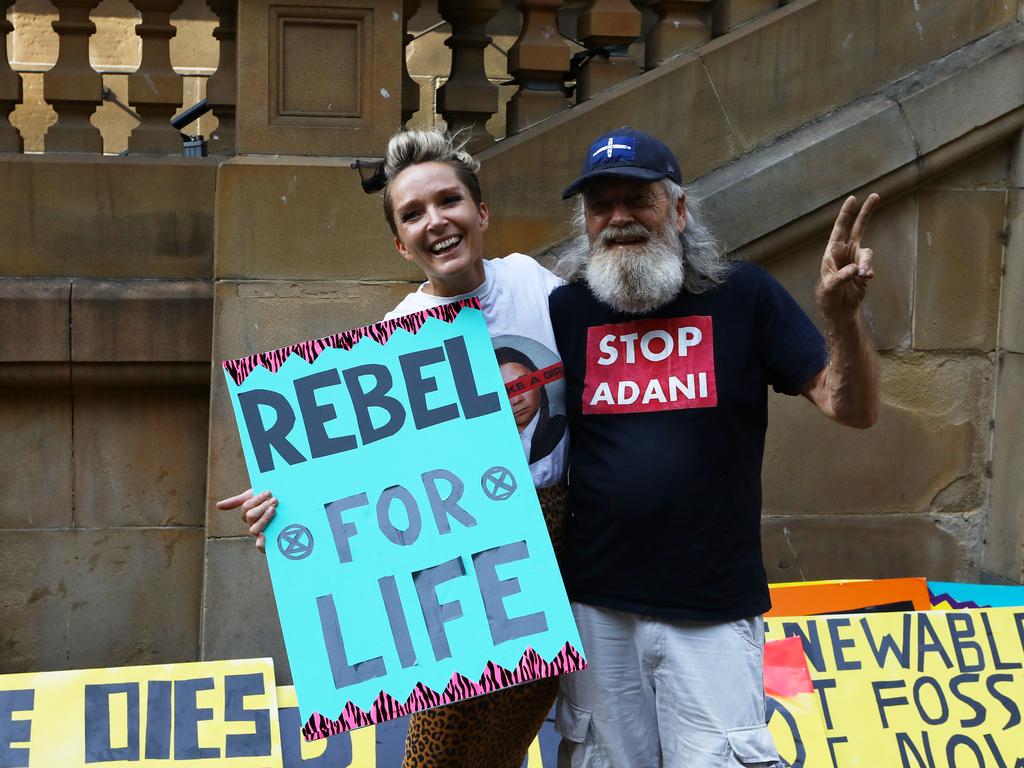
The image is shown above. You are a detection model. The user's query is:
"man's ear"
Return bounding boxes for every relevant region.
[394,235,413,262]
[479,201,490,232]
[675,193,687,235]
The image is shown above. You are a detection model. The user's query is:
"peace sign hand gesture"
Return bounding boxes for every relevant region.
[816,193,879,318]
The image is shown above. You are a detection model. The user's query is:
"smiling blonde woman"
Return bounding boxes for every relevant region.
[220,129,572,767]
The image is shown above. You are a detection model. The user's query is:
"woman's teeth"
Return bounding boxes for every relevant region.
[431,236,462,253]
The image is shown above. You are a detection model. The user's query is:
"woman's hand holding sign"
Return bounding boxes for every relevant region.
[217,488,276,552]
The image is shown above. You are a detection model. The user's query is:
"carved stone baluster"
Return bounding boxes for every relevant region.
[645,0,710,68]
[436,0,501,151]
[506,0,570,136]
[205,0,236,154]
[0,0,22,151]
[401,0,421,125]
[576,0,641,102]
[127,0,183,154]
[43,0,103,153]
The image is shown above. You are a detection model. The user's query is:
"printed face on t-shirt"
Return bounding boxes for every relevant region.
[500,361,541,431]
[582,316,718,415]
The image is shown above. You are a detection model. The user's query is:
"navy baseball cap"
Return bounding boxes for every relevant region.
[562,128,683,199]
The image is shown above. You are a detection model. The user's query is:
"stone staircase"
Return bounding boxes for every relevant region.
[473,0,1022,261]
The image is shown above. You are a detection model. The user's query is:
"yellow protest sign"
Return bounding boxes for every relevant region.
[762,637,831,767]
[0,658,281,768]
[275,686,374,767]
[768,690,831,768]
[765,608,1024,767]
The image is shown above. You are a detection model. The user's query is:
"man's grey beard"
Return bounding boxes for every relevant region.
[585,220,685,314]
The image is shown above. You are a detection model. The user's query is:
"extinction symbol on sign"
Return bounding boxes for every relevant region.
[481,466,517,501]
[278,524,314,560]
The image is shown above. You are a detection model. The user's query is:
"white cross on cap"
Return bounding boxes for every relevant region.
[592,137,632,159]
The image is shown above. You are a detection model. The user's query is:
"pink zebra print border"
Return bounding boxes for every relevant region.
[222,298,481,386]
[300,642,586,741]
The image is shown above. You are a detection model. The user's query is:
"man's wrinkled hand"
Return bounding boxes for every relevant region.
[817,193,879,317]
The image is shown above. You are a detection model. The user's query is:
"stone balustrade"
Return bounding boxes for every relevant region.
[0,1,20,152]
[3,0,234,155]
[203,0,235,155]
[0,0,788,155]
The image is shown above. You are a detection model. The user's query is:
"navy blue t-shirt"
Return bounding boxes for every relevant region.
[549,262,827,620]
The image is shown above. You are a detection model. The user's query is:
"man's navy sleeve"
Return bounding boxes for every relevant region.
[754,268,828,396]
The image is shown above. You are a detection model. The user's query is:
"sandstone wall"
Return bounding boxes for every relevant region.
[761,139,1020,584]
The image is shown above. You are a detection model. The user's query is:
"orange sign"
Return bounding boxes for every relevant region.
[767,578,931,617]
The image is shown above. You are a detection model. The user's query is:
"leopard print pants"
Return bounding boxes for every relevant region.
[401,483,569,768]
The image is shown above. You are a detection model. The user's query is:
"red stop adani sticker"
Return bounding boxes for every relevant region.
[582,316,718,414]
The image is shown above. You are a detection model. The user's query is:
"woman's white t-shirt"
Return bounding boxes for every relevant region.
[384,254,567,488]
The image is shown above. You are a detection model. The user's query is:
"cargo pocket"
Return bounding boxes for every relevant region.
[555,699,604,768]
[725,724,779,767]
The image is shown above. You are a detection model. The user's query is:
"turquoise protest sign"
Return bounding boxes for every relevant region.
[222,300,585,741]
[928,581,1024,609]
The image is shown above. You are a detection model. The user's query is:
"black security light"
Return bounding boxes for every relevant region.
[353,159,387,194]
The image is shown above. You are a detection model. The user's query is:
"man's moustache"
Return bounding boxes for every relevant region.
[599,223,649,246]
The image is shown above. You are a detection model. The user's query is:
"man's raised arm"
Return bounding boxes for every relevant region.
[803,193,881,429]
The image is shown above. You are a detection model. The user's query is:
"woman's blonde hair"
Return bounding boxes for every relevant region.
[382,129,482,234]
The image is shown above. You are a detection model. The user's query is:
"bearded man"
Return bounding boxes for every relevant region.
[549,129,880,768]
